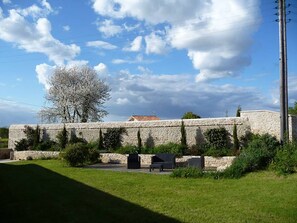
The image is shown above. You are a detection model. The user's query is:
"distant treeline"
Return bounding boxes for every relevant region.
[0,127,9,138]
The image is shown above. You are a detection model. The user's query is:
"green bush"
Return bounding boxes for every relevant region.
[61,143,100,167]
[103,128,126,151]
[115,145,139,154]
[223,134,280,178]
[61,143,89,167]
[153,142,184,156]
[271,142,297,175]
[203,127,231,156]
[171,167,204,178]
[69,132,87,145]
[88,148,100,164]
[204,146,231,157]
[35,140,57,151]
[56,125,68,149]
[14,139,29,151]
[0,138,8,148]
[0,127,9,138]
[204,127,229,149]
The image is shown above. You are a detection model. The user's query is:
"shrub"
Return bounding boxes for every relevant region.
[88,148,100,164]
[271,142,297,175]
[116,145,139,154]
[180,121,187,150]
[204,127,231,156]
[14,139,29,151]
[56,125,68,149]
[223,133,280,178]
[153,142,184,156]
[0,138,8,148]
[232,124,239,154]
[69,132,87,145]
[171,167,204,178]
[61,143,89,167]
[137,129,142,149]
[103,128,126,151]
[0,127,9,138]
[204,127,229,149]
[97,129,104,150]
[35,140,56,151]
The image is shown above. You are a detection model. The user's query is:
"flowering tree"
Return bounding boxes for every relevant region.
[39,66,110,123]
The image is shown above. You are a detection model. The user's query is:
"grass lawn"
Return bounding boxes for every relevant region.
[1,160,296,223]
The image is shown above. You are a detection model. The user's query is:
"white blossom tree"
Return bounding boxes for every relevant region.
[39,66,110,123]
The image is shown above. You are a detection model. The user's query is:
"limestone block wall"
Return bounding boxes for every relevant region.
[241,110,297,141]
[12,151,60,160]
[9,117,250,150]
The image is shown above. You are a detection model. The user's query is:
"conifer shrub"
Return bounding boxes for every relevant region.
[56,125,68,149]
[103,128,126,151]
[271,142,297,175]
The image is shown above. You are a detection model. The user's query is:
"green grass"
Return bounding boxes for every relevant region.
[0,138,8,148]
[1,160,297,223]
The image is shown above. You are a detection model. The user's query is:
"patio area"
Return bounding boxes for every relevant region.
[86,163,173,174]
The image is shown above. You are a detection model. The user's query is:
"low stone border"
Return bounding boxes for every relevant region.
[11,151,235,171]
[12,151,60,160]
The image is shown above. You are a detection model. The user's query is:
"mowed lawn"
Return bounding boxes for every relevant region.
[0,160,296,223]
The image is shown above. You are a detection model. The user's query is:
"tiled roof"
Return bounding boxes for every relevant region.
[128,115,160,121]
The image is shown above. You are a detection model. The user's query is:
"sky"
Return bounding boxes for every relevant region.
[0,0,296,127]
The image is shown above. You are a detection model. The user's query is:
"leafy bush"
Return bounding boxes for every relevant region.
[69,132,87,145]
[61,143,90,167]
[204,146,231,157]
[35,140,57,151]
[56,125,68,149]
[0,127,9,138]
[153,142,184,156]
[223,133,280,178]
[203,127,231,157]
[116,145,139,154]
[204,127,229,149]
[14,139,29,151]
[88,148,100,164]
[0,138,8,148]
[103,128,126,151]
[171,167,204,178]
[61,143,100,167]
[271,142,297,175]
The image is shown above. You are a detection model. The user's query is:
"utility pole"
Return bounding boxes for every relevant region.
[278,0,289,143]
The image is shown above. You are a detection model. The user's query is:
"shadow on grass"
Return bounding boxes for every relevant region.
[0,163,180,223]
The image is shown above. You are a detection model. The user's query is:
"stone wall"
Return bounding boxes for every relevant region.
[9,117,250,150]
[11,151,235,171]
[12,151,60,160]
[240,110,297,140]
[9,110,297,150]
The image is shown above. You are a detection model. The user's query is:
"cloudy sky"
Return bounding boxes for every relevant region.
[0,0,296,126]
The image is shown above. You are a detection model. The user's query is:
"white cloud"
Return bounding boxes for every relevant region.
[123,36,142,52]
[63,25,70,31]
[145,32,168,54]
[92,0,260,82]
[97,19,122,37]
[105,70,273,119]
[112,54,151,64]
[66,60,89,68]
[16,0,52,19]
[0,3,80,65]
[86,40,117,50]
[2,0,11,4]
[35,63,56,90]
[94,63,108,75]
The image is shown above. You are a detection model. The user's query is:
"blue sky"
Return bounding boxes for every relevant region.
[0,0,296,127]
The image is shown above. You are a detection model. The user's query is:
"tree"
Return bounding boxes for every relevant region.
[236,105,241,117]
[39,66,110,123]
[182,112,201,119]
[289,101,297,115]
